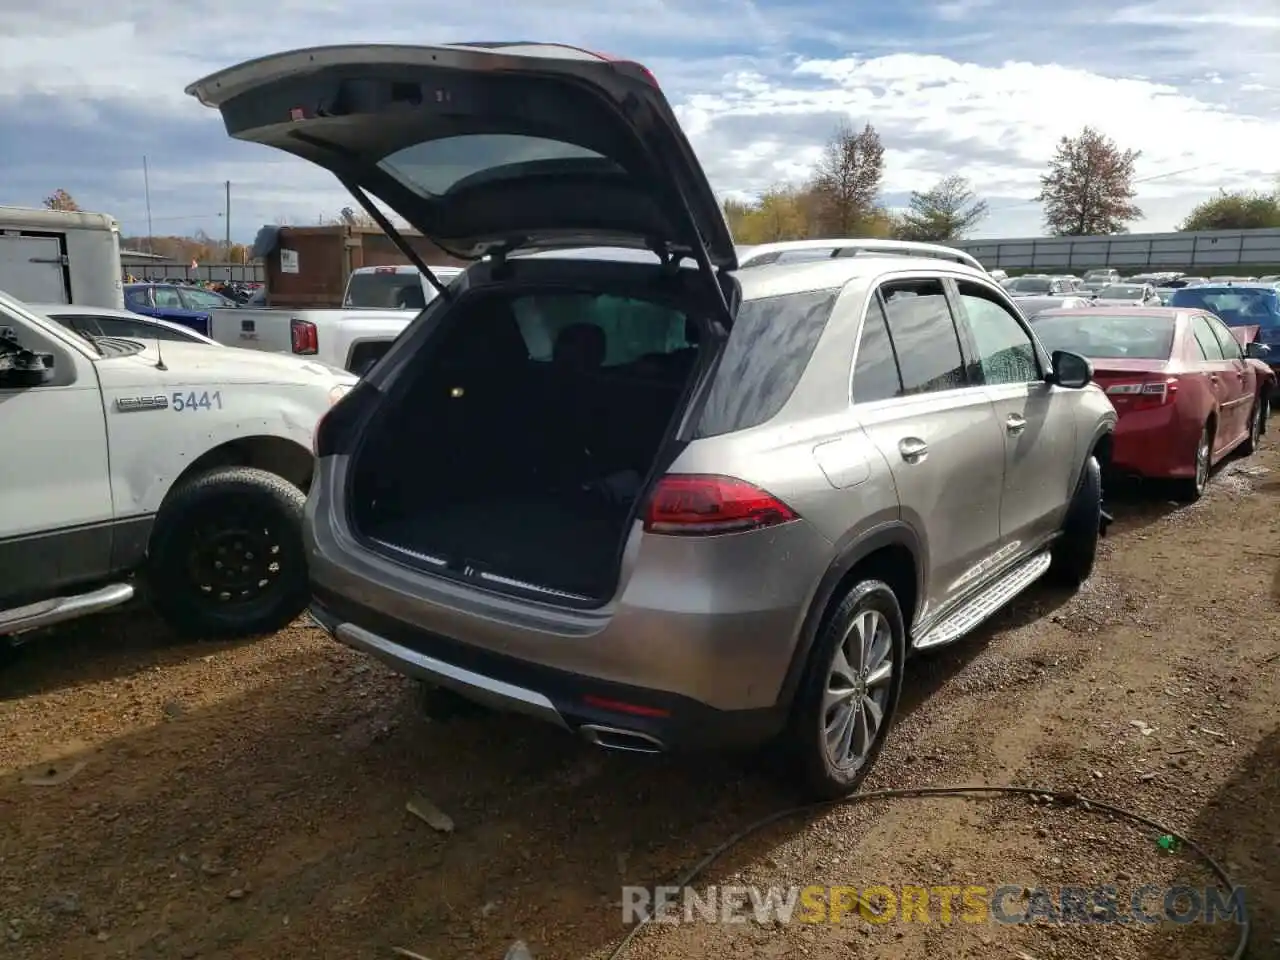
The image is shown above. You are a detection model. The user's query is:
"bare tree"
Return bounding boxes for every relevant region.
[1037,127,1141,236]
[895,175,989,242]
[43,188,81,212]
[809,121,885,236]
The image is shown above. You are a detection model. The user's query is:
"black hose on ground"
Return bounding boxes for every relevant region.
[604,784,1249,960]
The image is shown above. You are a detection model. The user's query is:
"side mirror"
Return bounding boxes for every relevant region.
[1245,341,1271,360]
[0,325,55,388]
[1049,350,1093,389]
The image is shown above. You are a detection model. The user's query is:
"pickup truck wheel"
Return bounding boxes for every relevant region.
[147,467,308,639]
[789,579,905,801]
[1048,455,1101,588]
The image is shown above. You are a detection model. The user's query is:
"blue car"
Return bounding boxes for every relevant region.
[124,283,237,336]
[1169,283,1280,369]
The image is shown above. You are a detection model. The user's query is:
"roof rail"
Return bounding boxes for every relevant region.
[736,238,987,273]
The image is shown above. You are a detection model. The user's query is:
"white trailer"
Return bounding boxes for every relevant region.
[0,206,125,310]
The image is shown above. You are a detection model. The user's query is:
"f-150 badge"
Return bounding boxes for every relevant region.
[116,395,169,412]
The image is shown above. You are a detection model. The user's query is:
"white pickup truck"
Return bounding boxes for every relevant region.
[0,288,357,651]
[207,264,463,375]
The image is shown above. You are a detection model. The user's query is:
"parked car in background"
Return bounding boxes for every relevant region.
[190,40,1116,800]
[35,304,219,344]
[1005,275,1076,296]
[1169,283,1280,374]
[1012,296,1093,319]
[1258,275,1280,287]
[125,282,238,337]
[1083,268,1120,286]
[207,264,464,375]
[1091,283,1160,307]
[1029,307,1272,501]
[1154,288,1178,306]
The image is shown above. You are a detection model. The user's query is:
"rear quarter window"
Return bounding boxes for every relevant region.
[696,288,839,437]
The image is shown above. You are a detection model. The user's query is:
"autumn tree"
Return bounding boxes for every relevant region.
[1178,189,1280,231]
[809,121,886,236]
[1036,127,1141,236]
[43,188,81,212]
[894,175,989,242]
[723,186,811,244]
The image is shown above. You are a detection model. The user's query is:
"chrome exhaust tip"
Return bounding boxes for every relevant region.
[579,723,665,754]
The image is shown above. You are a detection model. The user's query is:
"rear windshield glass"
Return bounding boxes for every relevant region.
[1097,284,1145,299]
[378,134,623,197]
[696,288,839,438]
[1169,287,1280,327]
[1006,277,1053,294]
[344,272,436,309]
[1030,313,1175,359]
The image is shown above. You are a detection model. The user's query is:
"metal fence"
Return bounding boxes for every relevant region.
[953,228,1280,272]
[120,259,266,283]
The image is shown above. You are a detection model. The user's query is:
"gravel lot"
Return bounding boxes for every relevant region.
[2,446,1278,960]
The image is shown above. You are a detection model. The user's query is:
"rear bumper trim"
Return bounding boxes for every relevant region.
[332,621,570,729]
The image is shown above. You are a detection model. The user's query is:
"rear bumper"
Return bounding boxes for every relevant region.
[309,590,787,751]
[1108,408,1199,479]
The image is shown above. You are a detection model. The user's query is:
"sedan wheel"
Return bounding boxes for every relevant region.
[1241,401,1264,456]
[1174,424,1212,503]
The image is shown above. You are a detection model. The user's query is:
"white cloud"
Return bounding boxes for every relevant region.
[0,0,1276,240]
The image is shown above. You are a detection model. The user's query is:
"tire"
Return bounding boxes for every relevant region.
[146,466,309,639]
[789,579,906,801]
[1048,455,1101,588]
[1173,422,1213,503]
[1239,397,1264,457]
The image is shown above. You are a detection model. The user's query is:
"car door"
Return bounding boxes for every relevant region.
[850,276,1005,623]
[1189,314,1235,448]
[1204,313,1255,445]
[949,279,1077,551]
[0,299,114,608]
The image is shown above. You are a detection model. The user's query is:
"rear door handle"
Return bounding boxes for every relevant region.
[898,437,928,463]
[1006,413,1027,435]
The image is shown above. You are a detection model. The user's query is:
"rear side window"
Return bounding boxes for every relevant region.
[1191,315,1225,360]
[345,272,439,309]
[878,280,967,395]
[696,289,839,437]
[852,297,903,403]
[1206,316,1244,360]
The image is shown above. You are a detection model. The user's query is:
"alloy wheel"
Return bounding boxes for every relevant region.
[822,609,895,770]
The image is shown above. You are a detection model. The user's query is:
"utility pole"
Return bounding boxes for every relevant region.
[142,156,154,254]
[224,180,232,277]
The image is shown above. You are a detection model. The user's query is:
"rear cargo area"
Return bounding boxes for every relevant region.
[348,287,702,601]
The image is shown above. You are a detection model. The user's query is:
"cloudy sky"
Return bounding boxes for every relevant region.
[0,0,1276,244]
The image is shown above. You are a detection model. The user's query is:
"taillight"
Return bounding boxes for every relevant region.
[290,318,318,355]
[643,475,798,536]
[1104,376,1178,410]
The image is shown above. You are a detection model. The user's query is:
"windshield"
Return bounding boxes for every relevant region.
[1097,284,1145,299]
[1169,287,1280,327]
[1031,313,1175,360]
[1007,277,1053,294]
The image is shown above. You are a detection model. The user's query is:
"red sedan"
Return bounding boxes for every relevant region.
[1030,307,1275,501]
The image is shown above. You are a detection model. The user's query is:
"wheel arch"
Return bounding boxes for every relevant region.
[776,522,923,709]
[161,435,314,513]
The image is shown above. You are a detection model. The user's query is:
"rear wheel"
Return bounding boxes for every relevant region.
[1240,397,1264,456]
[789,580,905,800]
[1049,455,1101,587]
[1173,423,1213,503]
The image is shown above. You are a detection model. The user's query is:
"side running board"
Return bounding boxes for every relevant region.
[913,551,1052,651]
[0,583,135,638]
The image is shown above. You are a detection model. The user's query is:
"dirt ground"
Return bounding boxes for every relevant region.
[2,446,1278,960]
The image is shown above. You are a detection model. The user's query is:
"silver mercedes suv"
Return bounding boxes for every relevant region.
[190,42,1117,798]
